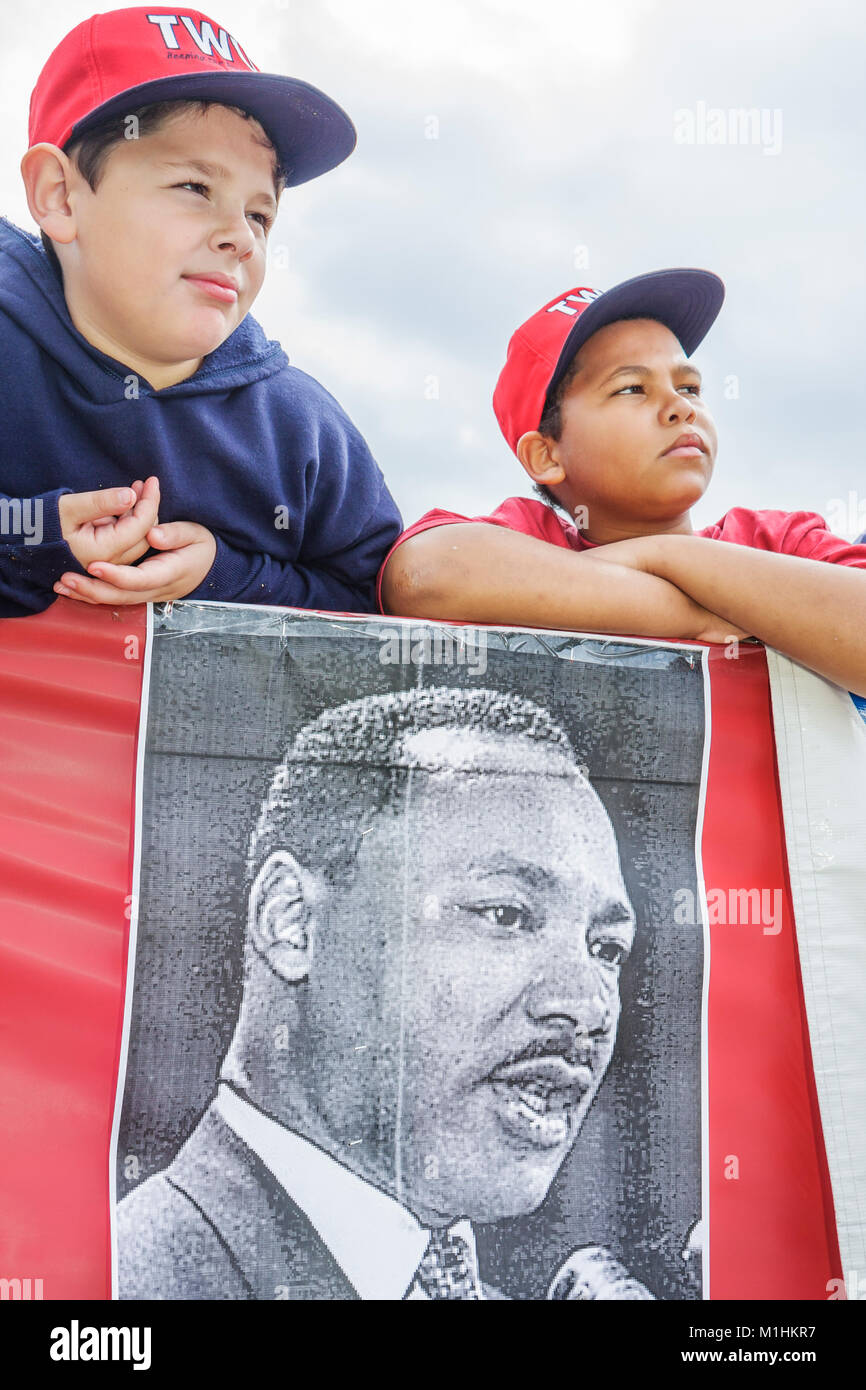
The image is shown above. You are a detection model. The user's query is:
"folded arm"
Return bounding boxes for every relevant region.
[634,534,866,695]
[185,529,386,612]
[57,527,385,613]
[380,523,747,643]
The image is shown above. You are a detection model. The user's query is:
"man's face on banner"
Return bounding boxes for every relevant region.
[303,728,636,1226]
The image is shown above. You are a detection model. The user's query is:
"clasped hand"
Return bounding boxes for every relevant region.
[55,476,216,605]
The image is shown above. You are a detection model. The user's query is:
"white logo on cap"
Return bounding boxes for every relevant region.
[547,289,601,316]
[146,13,256,68]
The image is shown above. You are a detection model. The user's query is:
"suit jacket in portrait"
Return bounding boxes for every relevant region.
[116,1101,508,1300]
[116,1103,360,1300]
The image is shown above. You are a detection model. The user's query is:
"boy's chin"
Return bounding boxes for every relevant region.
[652,473,712,514]
[164,325,239,363]
[187,320,241,352]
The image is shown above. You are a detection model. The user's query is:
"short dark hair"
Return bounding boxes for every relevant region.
[40,98,287,273]
[247,685,581,887]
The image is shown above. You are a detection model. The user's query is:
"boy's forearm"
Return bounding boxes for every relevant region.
[382,524,712,638]
[183,533,380,613]
[0,487,87,615]
[650,535,866,695]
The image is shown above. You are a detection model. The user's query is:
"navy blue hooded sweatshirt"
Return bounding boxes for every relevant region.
[0,218,402,618]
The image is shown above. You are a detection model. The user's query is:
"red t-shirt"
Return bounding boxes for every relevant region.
[376,496,866,612]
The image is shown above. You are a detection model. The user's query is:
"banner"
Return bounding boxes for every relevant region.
[0,599,862,1300]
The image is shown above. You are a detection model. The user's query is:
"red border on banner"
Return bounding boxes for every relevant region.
[0,607,842,1298]
[0,600,144,1300]
[703,645,841,1298]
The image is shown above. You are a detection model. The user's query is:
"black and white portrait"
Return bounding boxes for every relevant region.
[112,604,709,1300]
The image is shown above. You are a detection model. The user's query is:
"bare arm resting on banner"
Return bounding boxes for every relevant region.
[381,522,749,645]
[578,533,866,697]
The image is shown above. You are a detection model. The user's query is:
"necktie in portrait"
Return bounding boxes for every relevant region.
[413,1230,484,1300]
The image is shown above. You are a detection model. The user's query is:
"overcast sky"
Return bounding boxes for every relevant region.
[3,0,864,537]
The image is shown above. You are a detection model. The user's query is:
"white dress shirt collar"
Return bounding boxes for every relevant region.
[214,1083,479,1301]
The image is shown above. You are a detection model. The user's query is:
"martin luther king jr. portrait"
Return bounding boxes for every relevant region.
[115,621,706,1301]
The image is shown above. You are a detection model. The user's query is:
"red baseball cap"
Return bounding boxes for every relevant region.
[28,6,356,187]
[493,269,725,454]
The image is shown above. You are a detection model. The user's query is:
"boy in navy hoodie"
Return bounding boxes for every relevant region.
[0,7,401,618]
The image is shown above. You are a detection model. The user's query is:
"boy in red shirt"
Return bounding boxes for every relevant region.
[378,270,866,696]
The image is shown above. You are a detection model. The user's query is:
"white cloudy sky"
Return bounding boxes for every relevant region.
[2,0,864,536]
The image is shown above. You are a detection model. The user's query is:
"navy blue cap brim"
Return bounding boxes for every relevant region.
[67,71,357,188]
[547,268,725,404]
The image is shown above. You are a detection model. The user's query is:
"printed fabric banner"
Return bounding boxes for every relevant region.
[0,599,862,1300]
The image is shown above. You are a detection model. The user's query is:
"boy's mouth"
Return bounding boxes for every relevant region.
[660,432,707,458]
[184,274,239,304]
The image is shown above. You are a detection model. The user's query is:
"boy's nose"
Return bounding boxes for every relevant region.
[661,392,696,424]
[211,213,256,261]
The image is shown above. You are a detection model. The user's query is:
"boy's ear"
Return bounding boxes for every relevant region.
[516,430,567,489]
[19,144,78,247]
[247,849,324,984]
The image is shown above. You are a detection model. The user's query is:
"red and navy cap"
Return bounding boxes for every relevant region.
[28,6,356,187]
[493,269,725,454]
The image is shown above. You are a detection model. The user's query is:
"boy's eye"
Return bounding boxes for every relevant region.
[174,182,272,231]
[613,382,702,397]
